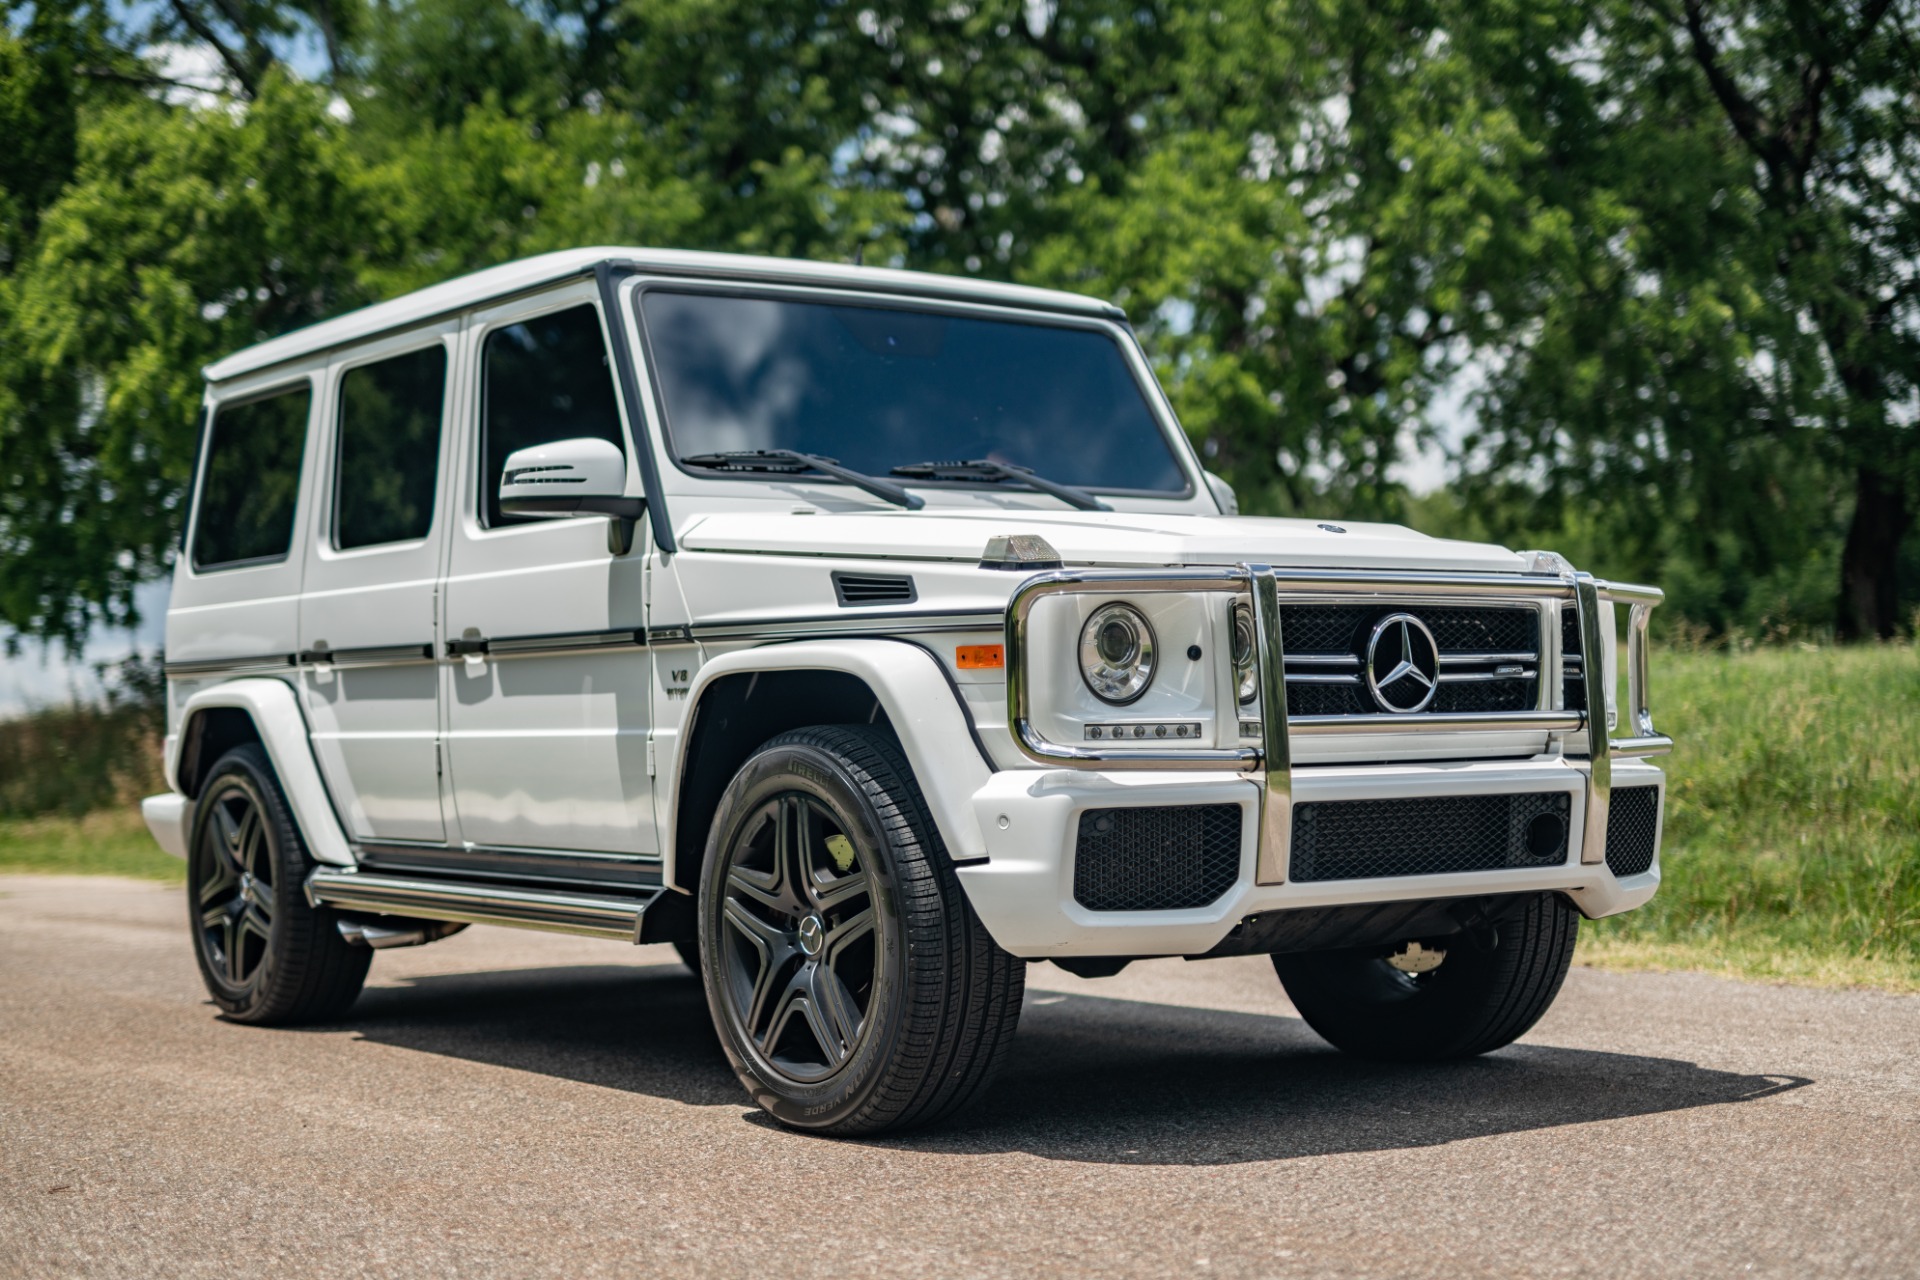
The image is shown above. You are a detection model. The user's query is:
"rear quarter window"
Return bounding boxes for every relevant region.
[192,384,311,570]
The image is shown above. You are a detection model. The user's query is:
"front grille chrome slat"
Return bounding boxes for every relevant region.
[1273,601,1543,717]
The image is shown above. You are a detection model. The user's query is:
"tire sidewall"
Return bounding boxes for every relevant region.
[698,739,911,1132]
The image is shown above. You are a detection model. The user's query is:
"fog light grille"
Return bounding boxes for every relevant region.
[1289,792,1571,882]
[1605,786,1661,877]
[1073,805,1242,912]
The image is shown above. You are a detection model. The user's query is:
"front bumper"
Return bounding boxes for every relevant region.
[964,561,1672,959]
[957,757,1664,958]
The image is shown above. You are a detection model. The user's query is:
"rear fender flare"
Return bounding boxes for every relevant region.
[172,678,355,867]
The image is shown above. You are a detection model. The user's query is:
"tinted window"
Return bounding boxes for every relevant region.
[193,385,310,570]
[641,291,1185,493]
[334,345,447,549]
[481,305,623,527]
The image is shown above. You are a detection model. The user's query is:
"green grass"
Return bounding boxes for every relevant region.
[1,644,1915,990]
[0,808,185,882]
[1579,642,1920,991]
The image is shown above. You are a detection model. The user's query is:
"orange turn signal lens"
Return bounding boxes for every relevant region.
[956,644,1004,670]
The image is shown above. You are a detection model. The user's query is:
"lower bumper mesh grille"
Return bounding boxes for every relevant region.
[1605,786,1661,877]
[1289,792,1572,883]
[1073,804,1242,912]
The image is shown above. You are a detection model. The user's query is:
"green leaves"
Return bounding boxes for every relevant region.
[0,0,1914,647]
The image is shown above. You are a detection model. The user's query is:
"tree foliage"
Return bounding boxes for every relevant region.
[1,0,1915,648]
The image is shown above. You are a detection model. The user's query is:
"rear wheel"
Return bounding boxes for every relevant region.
[697,725,1023,1135]
[187,744,371,1024]
[1271,892,1579,1061]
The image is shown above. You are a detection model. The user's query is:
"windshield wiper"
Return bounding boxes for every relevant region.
[889,459,1111,512]
[681,450,924,510]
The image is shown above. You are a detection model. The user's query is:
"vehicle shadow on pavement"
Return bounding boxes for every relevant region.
[335,962,743,1106]
[331,963,1810,1165]
[890,988,1812,1166]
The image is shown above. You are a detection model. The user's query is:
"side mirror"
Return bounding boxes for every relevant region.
[500,437,645,554]
[1204,470,1239,516]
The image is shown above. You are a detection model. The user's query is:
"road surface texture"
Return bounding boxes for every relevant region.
[2,875,1915,1279]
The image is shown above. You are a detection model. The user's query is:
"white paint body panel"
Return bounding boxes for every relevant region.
[295,322,460,843]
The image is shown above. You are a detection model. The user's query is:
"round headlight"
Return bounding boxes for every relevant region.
[1079,603,1157,705]
[1231,603,1258,705]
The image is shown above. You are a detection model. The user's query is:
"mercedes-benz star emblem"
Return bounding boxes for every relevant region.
[1365,613,1440,713]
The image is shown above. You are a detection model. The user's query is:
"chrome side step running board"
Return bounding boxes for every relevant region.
[305,867,667,942]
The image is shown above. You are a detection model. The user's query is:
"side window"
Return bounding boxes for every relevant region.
[334,345,448,549]
[192,384,311,570]
[480,304,624,528]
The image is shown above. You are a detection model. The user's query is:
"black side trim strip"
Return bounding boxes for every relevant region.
[596,262,676,554]
[164,653,298,678]
[358,841,666,891]
[300,643,435,666]
[690,609,1003,641]
[484,628,646,657]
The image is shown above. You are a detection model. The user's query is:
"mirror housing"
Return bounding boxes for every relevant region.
[499,437,645,553]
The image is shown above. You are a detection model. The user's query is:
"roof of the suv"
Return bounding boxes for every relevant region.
[203,247,1127,383]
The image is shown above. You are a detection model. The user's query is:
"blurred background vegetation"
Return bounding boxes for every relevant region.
[1,0,1915,984]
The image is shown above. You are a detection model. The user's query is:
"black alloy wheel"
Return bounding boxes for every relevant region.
[194,777,277,989]
[698,725,1024,1135]
[186,744,371,1024]
[716,791,879,1082]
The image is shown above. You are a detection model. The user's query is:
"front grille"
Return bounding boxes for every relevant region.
[1277,603,1541,718]
[1605,786,1660,877]
[1289,791,1572,882]
[831,571,916,606]
[1562,605,1586,712]
[1073,804,1241,911]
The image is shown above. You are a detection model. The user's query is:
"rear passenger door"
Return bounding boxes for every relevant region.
[296,325,457,844]
[438,285,658,874]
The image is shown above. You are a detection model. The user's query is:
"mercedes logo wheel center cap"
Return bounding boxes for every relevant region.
[1365,613,1441,714]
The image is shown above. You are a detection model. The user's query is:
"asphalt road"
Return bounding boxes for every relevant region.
[2,875,1916,1279]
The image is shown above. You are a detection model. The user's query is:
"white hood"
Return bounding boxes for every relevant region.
[676,508,1526,575]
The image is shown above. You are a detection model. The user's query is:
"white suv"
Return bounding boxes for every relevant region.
[142,248,1672,1135]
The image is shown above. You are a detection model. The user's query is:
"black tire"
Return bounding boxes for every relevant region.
[1271,892,1579,1061]
[697,725,1023,1135]
[187,743,371,1024]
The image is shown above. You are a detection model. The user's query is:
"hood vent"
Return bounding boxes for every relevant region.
[832,571,917,607]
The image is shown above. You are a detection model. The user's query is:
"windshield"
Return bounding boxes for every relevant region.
[639,290,1188,494]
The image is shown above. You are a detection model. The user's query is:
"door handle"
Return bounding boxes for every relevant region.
[446,636,490,657]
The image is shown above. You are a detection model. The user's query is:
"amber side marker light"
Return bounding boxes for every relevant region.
[956,644,1005,670]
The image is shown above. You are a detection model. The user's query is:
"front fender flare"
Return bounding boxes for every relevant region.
[172,678,356,867]
[663,639,993,891]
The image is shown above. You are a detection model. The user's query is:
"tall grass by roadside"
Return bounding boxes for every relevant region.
[1580,642,1920,990]
[0,654,179,881]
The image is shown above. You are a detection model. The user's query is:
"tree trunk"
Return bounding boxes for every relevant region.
[1836,463,1913,640]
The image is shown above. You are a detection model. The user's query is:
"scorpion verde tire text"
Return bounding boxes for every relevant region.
[1271,892,1579,1061]
[187,744,372,1025]
[697,725,1024,1136]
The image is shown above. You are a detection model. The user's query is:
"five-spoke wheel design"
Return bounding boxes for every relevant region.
[194,777,277,989]
[717,792,878,1083]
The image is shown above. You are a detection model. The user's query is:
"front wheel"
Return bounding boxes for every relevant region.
[1272,892,1579,1061]
[697,725,1023,1135]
